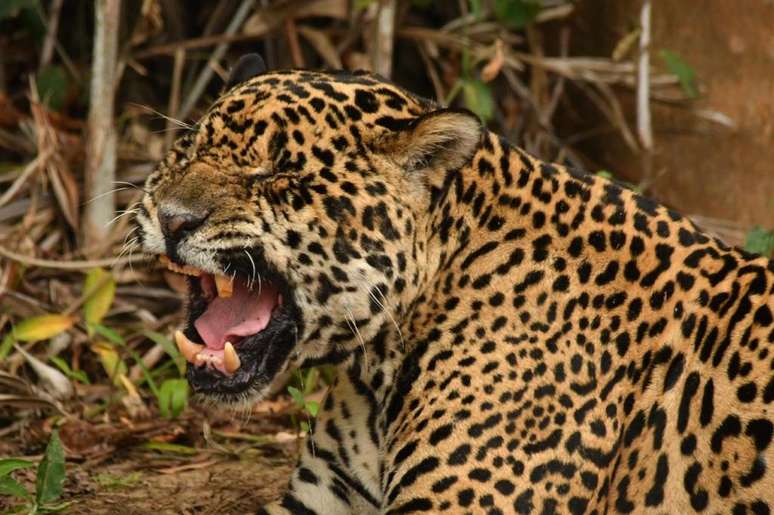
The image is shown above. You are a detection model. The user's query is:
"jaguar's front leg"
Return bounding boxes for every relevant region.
[259,373,383,515]
[258,444,363,515]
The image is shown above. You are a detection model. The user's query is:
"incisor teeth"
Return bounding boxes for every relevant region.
[215,275,234,298]
[175,330,204,364]
[160,255,202,277]
[223,342,241,374]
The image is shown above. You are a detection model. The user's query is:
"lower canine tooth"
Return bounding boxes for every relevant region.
[223,342,241,374]
[175,330,205,364]
[215,275,234,298]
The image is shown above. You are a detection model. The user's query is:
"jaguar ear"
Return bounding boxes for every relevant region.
[378,109,482,172]
[225,53,267,90]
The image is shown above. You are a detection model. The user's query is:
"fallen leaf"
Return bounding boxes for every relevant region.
[83,268,116,331]
[12,314,76,342]
[91,340,128,385]
[481,39,505,82]
[14,344,74,399]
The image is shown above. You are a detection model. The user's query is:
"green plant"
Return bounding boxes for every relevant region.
[744,226,774,257]
[93,472,142,490]
[493,0,542,30]
[78,269,189,418]
[595,169,643,193]
[49,357,90,385]
[660,50,698,99]
[0,430,70,513]
[94,325,189,419]
[288,368,322,434]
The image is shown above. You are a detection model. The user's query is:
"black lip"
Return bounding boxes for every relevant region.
[183,248,301,400]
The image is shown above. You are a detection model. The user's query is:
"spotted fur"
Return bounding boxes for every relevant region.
[136,64,774,514]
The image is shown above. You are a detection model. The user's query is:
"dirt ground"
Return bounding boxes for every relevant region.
[75,457,292,514]
[0,402,299,514]
[55,456,291,514]
[2,455,294,514]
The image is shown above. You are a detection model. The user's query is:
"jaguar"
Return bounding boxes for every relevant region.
[135,54,774,514]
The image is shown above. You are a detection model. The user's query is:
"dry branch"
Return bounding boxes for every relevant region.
[83,0,121,255]
[373,0,397,78]
[39,0,64,71]
[637,0,653,150]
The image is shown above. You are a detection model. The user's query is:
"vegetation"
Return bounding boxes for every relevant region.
[0,0,769,511]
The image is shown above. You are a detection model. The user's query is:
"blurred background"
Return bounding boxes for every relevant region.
[0,1,772,512]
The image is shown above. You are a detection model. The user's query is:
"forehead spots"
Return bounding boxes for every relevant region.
[355,89,380,113]
[309,80,348,102]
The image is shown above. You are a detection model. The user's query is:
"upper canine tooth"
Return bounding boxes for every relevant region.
[215,275,234,298]
[175,330,204,364]
[223,342,241,374]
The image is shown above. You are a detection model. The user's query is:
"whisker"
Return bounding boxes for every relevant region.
[357,270,405,352]
[108,208,139,227]
[343,303,368,374]
[129,103,194,130]
[112,180,150,195]
[83,186,131,205]
[244,249,257,290]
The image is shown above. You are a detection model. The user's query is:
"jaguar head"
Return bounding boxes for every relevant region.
[135,55,481,403]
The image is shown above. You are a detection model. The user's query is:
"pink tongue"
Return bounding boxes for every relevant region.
[194,278,278,350]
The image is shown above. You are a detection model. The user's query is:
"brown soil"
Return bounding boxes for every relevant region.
[64,456,293,514]
[2,453,294,514]
[572,1,774,228]
[0,401,299,514]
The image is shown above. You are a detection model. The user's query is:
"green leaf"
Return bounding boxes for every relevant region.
[595,170,614,180]
[143,330,184,375]
[82,269,116,334]
[141,441,197,455]
[50,357,90,385]
[354,0,377,10]
[36,65,70,112]
[158,379,188,419]
[660,50,698,99]
[462,79,495,122]
[302,367,320,396]
[0,458,35,478]
[469,0,483,20]
[494,0,541,30]
[37,500,74,511]
[305,400,320,417]
[0,0,35,20]
[94,472,142,489]
[12,315,76,343]
[36,430,65,505]
[92,324,125,346]
[0,332,15,360]
[744,226,774,257]
[287,386,305,408]
[300,421,311,434]
[90,341,128,385]
[0,475,31,501]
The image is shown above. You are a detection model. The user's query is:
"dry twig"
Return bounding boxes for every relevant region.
[177,0,256,122]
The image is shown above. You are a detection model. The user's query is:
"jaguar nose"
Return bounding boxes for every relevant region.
[158,206,209,243]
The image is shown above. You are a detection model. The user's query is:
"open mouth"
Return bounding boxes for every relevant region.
[160,254,299,398]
